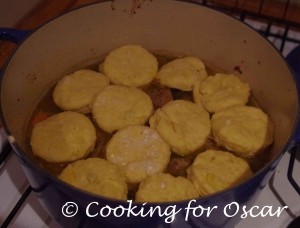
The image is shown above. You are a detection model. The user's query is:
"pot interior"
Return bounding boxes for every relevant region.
[1,0,297,171]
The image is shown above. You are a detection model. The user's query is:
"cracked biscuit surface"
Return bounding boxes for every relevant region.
[53,69,109,113]
[149,100,211,156]
[92,85,153,133]
[193,73,250,113]
[30,111,96,162]
[156,56,207,91]
[187,150,253,196]
[59,158,128,200]
[135,173,198,202]
[106,125,171,183]
[211,106,273,157]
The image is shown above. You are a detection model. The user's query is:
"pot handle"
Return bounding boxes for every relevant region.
[286,45,300,195]
[0,28,31,162]
[0,28,31,73]
[0,28,31,44]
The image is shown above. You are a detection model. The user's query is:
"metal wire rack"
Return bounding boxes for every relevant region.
[1,0,300,227]
[194,0,300,55]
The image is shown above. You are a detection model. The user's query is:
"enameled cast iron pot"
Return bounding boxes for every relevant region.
[1,0,300,227]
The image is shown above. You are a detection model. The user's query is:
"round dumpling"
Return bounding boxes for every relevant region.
[187,150,253,196]
[193,73,250,113]
[149,100,211,156]
[135,173,198,202]
[156,56,207,91]
[53,69,109,113]
[30,111,96,162]
[92,85,153,133]
[106,125,171,183]
[102,44,158,87]
[211,106,273,157]
[59,158,127,200]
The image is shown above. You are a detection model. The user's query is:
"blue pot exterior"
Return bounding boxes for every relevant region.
[16,147,282,228]
[286,45,300,145]
[0,28,31,44]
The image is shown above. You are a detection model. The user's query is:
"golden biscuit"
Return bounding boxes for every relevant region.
[193,73,250,113]
[59,158,127,200]
[102,45,158,87]
[92,85,153,133]
[30,111,96,162]
[211,106,273,157]
[187,150,253,196]
[149,100,211,156]
[106,125,171,183]
[53,69,109,112]
[156,56,207,91]
[135,173,198,202]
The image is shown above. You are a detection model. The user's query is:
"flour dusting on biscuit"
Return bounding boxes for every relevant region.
[136,173,198,202]
[106,125,171,183]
